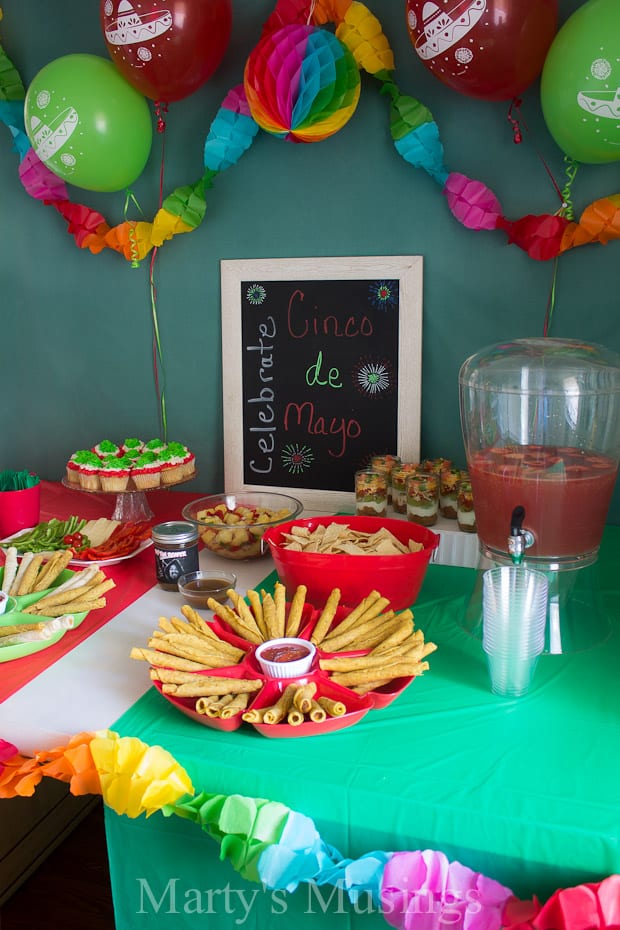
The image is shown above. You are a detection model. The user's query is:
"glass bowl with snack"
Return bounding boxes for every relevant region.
[182,492,303,560]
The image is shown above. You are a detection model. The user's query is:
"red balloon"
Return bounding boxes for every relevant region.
[101,0,232,102]
[405,0,558,101]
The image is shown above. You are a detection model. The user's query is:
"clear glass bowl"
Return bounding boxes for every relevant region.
[182,491,303,560]
[177,570,237,607]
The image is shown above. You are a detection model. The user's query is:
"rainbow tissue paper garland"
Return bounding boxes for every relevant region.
[1,0,620,263]
[1,733,619,930]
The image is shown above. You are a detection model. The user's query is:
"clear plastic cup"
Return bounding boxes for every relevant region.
[482,566,548,697]
[485,651,540,698]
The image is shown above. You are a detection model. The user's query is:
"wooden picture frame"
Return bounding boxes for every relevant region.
[221,256,423,512]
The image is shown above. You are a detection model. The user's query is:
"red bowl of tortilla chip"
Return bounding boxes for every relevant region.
[263,515,439,610]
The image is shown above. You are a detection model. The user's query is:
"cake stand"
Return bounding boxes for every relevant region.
[62,471,197,522]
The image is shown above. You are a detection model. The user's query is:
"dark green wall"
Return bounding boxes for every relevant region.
[1,0,619,521]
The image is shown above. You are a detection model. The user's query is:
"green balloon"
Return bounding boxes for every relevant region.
[540,0,620,164]
[24,54,153,192]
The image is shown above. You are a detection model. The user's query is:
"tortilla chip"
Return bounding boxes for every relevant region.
[279,522,424,556]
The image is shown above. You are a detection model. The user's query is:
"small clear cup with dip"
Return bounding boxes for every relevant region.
[177,570,237,607]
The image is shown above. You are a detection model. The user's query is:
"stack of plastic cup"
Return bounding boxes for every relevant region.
[482,566,548,697]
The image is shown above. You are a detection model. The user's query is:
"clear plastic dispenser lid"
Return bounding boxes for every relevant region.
[459,338,620,398]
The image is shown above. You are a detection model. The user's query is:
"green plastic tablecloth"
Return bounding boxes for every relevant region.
[105,528,620,929]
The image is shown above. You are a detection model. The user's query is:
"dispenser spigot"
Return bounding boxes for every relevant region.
[508,505,535,565]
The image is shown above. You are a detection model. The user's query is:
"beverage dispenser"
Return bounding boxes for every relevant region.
[459,338,620,653]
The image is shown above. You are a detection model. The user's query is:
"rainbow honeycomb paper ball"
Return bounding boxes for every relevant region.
[243,23,361,143]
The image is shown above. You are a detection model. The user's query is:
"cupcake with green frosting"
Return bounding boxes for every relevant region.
[131,451,162,489]
[75,450,103,491]
[143,438,166,455]
[92,439,121,459]
[121,438,144,457]
[157,446,185,485]
[98,454,132,492]
[166,441,196,479]
[66,450,88,485]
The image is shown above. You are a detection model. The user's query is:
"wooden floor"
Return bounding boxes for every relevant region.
[0,801,116,930]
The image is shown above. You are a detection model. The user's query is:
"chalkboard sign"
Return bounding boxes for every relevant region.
[221,257,423,511]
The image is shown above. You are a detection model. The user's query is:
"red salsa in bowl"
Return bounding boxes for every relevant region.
[260,643,311,663]
[255,637,316,678]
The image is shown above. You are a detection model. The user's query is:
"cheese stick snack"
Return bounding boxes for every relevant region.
[25,597,106,617]
[180,606,246,658]
[1,547,18,594]
[0,616,74,647]
[284,584,307,638]
[25,577,115,612]
[17,553,45,595]
[320,592,387,646]
[23,576,115,615]
[319,638,435,673]
[317,696,346,717]
[156,617,185,635]
[150,667,213,684]
[310,587,341,646]
[226,592,263,640]
[220,692,250,718]
[9,552,33,596]
[330,660,430,688]
[320,652,404,672]
[204,694,235,717]
[321,612,399,653]
[246,589,268,640]
[293,681,317,714]
[286,707,304,726]
[207,598,262,644]
[370,626,422,655]
[262,683,297,724]
[147,637,241,668]
[0,629,55,646]
[0,620,48,636]
[309,699,327,723]
[131,647,213,672]
[195,695,220,715]
[151,629,244,660]
[165,676,263,698]
[32,549,73,592]
[50,566,101,595]
[273,582,287,638]
[261,592,279,641]
[350,625,413,654]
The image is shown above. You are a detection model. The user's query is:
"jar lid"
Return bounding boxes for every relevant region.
[152,521,199,545]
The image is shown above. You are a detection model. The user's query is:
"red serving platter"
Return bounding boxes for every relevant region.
[151,601,419,737]
[250,675,372,739]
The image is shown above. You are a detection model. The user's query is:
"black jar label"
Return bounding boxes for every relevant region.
[154,546,199,586]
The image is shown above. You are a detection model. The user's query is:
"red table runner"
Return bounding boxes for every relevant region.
[0,480,201,702]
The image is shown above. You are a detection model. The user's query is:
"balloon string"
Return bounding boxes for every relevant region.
[149,107,169,441]
[558,157,579,221]
[506,97,565,206]
[154,100,168,135]
[306,0,316,24]
[122,189,144,269]
[507,97,523,144]
[149,245,167,441]
[543,256,560,337]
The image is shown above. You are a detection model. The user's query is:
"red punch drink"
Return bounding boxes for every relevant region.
[469,445,618,558]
